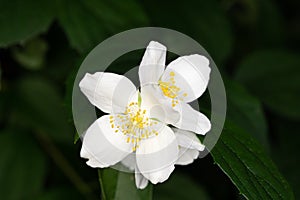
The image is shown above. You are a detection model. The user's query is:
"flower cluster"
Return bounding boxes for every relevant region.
[79,41,211,189]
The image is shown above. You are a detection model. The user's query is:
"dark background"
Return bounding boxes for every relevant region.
[0,0,299,199]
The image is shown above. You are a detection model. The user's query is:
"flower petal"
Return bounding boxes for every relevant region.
[79,72,136,113]
[80,115,133,168]
[173,103,211,135]
[176,147,199,165]
[135,168,149,189]
[136,125,178,184]
[162,55,210,102]
[174,128,205,151]
[139,41,166,86]
[140,84,180,124]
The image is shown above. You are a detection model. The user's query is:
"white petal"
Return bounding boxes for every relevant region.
[80,115,133,168]
[136,125,178,184]
[174,128,205,151]
[162,55,210,102]
[140,84,180,124]
[140,165,175,185]
[176,147,199,165]
[140,84,160,110]
[135,168,149,189]
[139,41,166,86]
[79,72,136,113]
[173,103,211,135]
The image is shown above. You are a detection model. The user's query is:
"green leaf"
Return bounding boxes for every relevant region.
[11,76,72,142]
[225,79,269,150]
[0,0,54,47]
[81,0,148,33]
[56,0,106,53]
[57,0,148,53]
[98,168,153,200]
[0,130,47,200]
[211,122,294,199]
[154,173,210,200]
[235,50,300,120]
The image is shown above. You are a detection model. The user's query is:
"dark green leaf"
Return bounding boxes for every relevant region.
[226,79,269,150]
[0,0,54,47]
[154,173,210,200]
[235,50,300,120]
[57,0,148,53]
[99,168,118,200]
[12,76,72,142]
[98,168,153,200]
[211,122,294,199]
[0,130,47,200]
[81,0,148,33]
[56,0,107,53]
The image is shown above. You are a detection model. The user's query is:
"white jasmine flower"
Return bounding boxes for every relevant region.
[79,72,179,188]
[79,41,211,189]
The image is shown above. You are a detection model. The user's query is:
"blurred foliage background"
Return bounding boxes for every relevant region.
[0,0,299,199]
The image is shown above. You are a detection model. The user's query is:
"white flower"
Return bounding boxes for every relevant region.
[79,72,179,188]
[79,41,211,189]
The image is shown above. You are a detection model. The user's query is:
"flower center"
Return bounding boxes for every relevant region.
[109,102,159,151]
[158,71,188,107]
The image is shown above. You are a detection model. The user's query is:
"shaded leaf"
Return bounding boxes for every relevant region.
[12,76,72,142]
[226,79,269,150]
[0,0,54,47]
[235,50,300,120]
[211,122,294,199]
[57,0,148,53]
[0,130,47,200]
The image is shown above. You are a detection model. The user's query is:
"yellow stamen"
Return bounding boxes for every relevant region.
[158,71,188,107]
[111,101,160,152]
